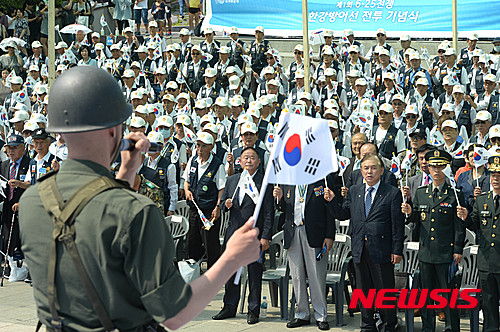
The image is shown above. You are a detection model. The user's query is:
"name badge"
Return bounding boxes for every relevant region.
[20,174,25,181]
[39,167,47,175]
[480,210,491,216]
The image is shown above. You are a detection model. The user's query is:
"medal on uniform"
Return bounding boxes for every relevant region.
[483,219,488,226]
[298,185,307,203]
[287,189,291,199]
[421,212,426,220]
[202,185,208,191]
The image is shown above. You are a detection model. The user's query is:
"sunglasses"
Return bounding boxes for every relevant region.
[406,114,417,119]
[294,51,303,55]
[377,34,385,37]
[324,36,332,39]
[167,88,176,92]
[438,50,445,53]
[441,110,452,114]
[476,120,487,124]
[392,102,403,106]
[266,57,274,60]
[191,52,200,56]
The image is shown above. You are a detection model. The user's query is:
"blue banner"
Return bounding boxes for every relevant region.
[205,0,500,38]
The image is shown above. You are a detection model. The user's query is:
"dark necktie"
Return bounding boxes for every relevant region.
[495,195,500,211]
[433,187,440,201]
[365,187,375,217]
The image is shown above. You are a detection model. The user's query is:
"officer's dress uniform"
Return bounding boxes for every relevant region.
[183,154,226,268]
[19,159,192,331]
[468,157,500,331]
[408,153,467,332]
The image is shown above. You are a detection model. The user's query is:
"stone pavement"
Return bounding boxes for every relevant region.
[0,279,474,331]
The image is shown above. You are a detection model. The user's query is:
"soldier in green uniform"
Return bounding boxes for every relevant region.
[402,149,468,332]
[18,67,260,332]
[462,155,500,331]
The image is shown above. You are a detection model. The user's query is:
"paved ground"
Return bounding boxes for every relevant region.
[0,278,475,331]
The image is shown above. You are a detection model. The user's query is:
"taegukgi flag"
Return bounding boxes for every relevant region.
[266,112,338,185]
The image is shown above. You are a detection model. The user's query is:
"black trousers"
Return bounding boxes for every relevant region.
[1,201,21,257]
[223,261,263,315]
[250,73,259,99]
[187,207,221,269]
[419,262,460,332]
[479,270,500,332]
[354,243,397,332]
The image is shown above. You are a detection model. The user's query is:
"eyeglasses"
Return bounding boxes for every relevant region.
[324,36,332,39]
[377,34,385,37]
[438,50,445,53]
[392,102,403,106]
[441,110,452,115]
[167,88,176,92]
[294,51,303,55]
[477,120,487,124]
[406,114,417,119]
[191,52,200,56]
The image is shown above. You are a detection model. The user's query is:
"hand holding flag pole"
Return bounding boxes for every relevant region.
[442,165,464,220]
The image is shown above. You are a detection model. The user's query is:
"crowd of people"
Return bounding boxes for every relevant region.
[2,5,500,330]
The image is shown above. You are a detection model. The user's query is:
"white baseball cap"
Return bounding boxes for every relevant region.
[376,28,387,35]
[392,93,405,102]
[229,76,241,90]
[131,90,143,100]
[135,105,149,114]
[255,26,264,33]
[355,78,368,86]
[241,122,258,135]
[11,76,23,85]
[405,104,418,115]
[328,120,339,129]
[147,131,164,144]
[379,103,394,114]
[197,131,214,145]
[452,85,465,94]
[441,103,456,113]
[444,48,457,56]
[416,77,429,86]
[10,110,30,123]
[123,69,135,78]
[219,46,230,54]
[32,41,42,48]
[204,26,214,34]
[262,66,275,75]
[237,114,252,125]
[176,114,192,126]
[484,73,497,83]
[162,94,176,103]
[201,114,215,124]
[195,99,208,109]
[157,115,174,128]
[489,125,500,138]
[130,116,146,128]
[230,95,244,107]
[180,28,190,35]
[442,119,458,130]
[400,34,411,41]
[295,69,305,79]
[215,96,230,107]
[477,111,492,122]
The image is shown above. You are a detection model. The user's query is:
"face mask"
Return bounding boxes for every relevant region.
[494,46,500,52]
[159,129,170,140]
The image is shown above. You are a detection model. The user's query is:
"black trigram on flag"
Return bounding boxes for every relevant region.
[304,158,320,175]
[305,127,316,145]
[277,121,289,139]
[272,157,282,174]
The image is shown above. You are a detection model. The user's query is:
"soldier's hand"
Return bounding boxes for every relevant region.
[273,186,283,200]
[341,186,348,197]
[391,254,402,264]
[457,206,468,220]
[401,202,412,215]
[225,217,260,267]
[260,238,270,251]
[12,203,19,212]
[473,187,481,197]
[117,131,150,187]
[323,187,335,202]
[225,198,233,209]
[402,186,411,200]
[185,189,194,201]
[453,253,463,265]
[167,210,174,216]
[52,158,60,171]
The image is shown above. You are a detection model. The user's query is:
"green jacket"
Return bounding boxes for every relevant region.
[469,191,500,273]
[409,182,467,264]
[19,159,191,331]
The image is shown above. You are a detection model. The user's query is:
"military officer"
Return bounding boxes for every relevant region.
[19,67,259,331]
[463,155,500,331]
[402,149,468,332]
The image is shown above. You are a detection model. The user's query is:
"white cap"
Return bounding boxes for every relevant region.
[324,99,339,110]
[324,68,336,77]
[31,113,47,123]
[148,21,158,28]
[215,96,230,107]
[266,79,279,87]
[379,103,394,114]
[55,41,68,49]
[241,122,258,135]
[294,44,304,52]
[23,120,39,132]
[323,29,333,37]
[155,67,167,75]
[131,90,143,100]
[479,55,488,64]
[262,66,275,75]
[355,78,367,86]
[230,95,244,107]
[324,107,339,118]
[56,64,66,72]
[484,73,497,83]
[95,43,104,50]
[409,52,420,60]
[203,123,218,135]
[172,43,181,51]
[123,69,135,78]
[191,45,201,53]
[405,104,418,115]
[299,91,312,101]
[229,26,239,34]
[378,49,390,57]
[472,49,484,57]
[469,33,479,41]
[32,41,42,48]
[11,76,23,85]
[348,69,361,78]
[247,108,261,119]
[135,45,148,53]
[295,69,305,79]
[10,111,30,123]
[166,81,179,90]
[180,28,190,35]
[489,125,500,138]
[416,77,429,86]
[201,114,215,124]
[197,131,214,145]
[344,28,354,36]
[219,46,230,54]
[400,34,411,41]
[203,68,217,78]
[195,99,208,109]
[124,27,133,34]
[204,26,214,34]
[477,111,492,122]
[255,26,264,33]
[157,115,174,128]
[238,114,252,125]
[444,48,457,56]
[176,114,192,126]
[376,28,387,35]
[452,85,465,94]
[135,105,149,114]
[259,95,272,106]
[130,116,146,128]
[29,65,39,72]
[347,44,360,53]
[322,46,334,56]
[177,92,189,100]
[441,103,456,113]
[147,42,157,50]
[147,131,164,144]
[249,100,262,110]
[162,94,176,103]
[382,72,395,80]
[229,76,241,90]
[35,85,47,95]
[442,119,458,130]
[328,120,339,129]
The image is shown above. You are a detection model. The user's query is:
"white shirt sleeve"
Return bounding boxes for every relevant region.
[215,163,226,190]
[166,163,178,211]
[395,130,406,154]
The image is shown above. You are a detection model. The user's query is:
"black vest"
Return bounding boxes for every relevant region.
[215,59,234,90]
[249,40,270,74]
[319,85,343,112]
[227,39,245,70]
[199,83,224,104]
[200,40,220,67]
[408,94,435,129]
[487,94,500,125]
[374,125,399,159]
[188,156,223,211]
[228,88,251,110]
[257,119,269,142]
[456,102,472,133]
[28,154,57,185]
[213,141,226,162]
[140,156,171,213]
[185,60,208,94]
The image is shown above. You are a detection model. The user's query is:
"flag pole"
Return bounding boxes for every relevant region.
[302,0,310,93]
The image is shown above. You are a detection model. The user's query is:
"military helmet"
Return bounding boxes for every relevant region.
[46,66,132,133]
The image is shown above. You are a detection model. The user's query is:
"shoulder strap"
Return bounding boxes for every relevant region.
[38,175,126,332]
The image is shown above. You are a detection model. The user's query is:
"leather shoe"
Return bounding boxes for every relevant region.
[287,318,310,328]
[316,321,329,330]
[247,311,259,324]
[212,307,236,320]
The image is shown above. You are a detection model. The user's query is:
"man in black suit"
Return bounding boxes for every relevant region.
[1,135,30,259]
[274,177,335,330]
[213,147,273,324]
[332,153,405,332]
[346,142,398,188]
